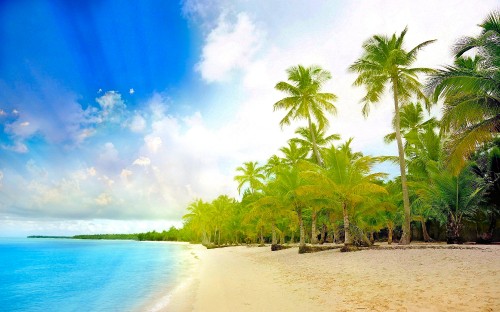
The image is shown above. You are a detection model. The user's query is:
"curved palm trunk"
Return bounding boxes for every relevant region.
[343,202,352,245]
[392,77,412,245]
[419,217,432,242]
[308,118,324,166]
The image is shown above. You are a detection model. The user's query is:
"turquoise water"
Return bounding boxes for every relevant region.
[0,238,191,312]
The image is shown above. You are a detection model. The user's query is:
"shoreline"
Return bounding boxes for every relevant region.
[156,243,499,312]
[140,243,202,312]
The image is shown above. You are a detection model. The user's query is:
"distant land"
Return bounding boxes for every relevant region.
[27,227,184,242]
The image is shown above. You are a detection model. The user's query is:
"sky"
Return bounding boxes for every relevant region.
[0,0,497,237]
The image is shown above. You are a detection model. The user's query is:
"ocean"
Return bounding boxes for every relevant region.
[0,238,194,312]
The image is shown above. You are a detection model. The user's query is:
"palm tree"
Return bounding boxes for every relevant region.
[349,27,435,244]
[234,161,266,194]
[299,139,388,246]
[274,164,309,247]
[427,11,499,172]
[211,195,236,245]
[420,163,484,244]
[183,199,212,244]
[291,124,340,164]
[279,141,309,166]
[246,180,293,245]
[274,65,338,166]
[264,155,283,178]
[406,124,442,242]
[384,102,437,147]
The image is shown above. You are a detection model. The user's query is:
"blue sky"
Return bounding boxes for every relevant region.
[0,0,497,236]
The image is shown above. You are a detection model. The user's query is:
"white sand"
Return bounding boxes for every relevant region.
[163,243,500,312]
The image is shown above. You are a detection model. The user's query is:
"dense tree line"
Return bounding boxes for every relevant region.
[180,11,499,248]
[73,234,139,240]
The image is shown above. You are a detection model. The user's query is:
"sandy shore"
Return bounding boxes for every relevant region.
[162,243,499,312]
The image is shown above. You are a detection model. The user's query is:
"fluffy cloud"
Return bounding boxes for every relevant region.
[145,136,162,153]
[0,78,92,148]
[196,12,264,82]
[95,91,126,123]
[133,156,151,166]
[1,1,498,236]
[95,193,112,206]
[129,114,146,132]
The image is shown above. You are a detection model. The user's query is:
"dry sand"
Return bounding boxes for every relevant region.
[163,243,500,312]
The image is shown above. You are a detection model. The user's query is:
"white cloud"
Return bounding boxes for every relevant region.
[95,91,126,123]
[95,193,112,206]
[133,156,151,166]
[129,114,146,132]
[0,109,6,116]
[2,1,498,236]
[2,141,28,153]
[87,167,97,177]
[99,175,115,187]
[99,142,119,164]
[96,91,121,110]
[144,136,162,153]
[120,169,133,183]
[129,88,135,95]
[196,12,264,82]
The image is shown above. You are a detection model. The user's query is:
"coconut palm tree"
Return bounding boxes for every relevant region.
[349,27,435,244]
[234,161,266,194]
[264,155,283,178]
[426,11,499,172]
[291,123,340,164]
[299,139,388,246]
[246,180,293,245]
[470,139,500,242]
[183,199,213,244]
[211,195,236,245]
[279,141,309,166]
[384,102,437,147]
[420,163,484,244]
[274,164,309,247]
[274,65,338,166]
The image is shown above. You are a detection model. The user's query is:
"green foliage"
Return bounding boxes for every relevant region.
[73,234,139,240]
[427,10,500,172]
[174,12,499,247]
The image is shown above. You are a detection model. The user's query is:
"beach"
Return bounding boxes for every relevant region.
[164,243,500,312]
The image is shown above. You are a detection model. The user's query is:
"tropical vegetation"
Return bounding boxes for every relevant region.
[179,11,499,249]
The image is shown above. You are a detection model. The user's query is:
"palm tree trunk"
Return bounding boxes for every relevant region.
[260,226,265,246]
[308,118,324,166]
[392,77,412,245]
[332,224,340,244]
[271,225,277,245]
[298,208,305,247]
[420,217,432,242]
[311,209,318,244]
[343,202,352,245]
[387,223,393,245]
[320,223,327,244]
